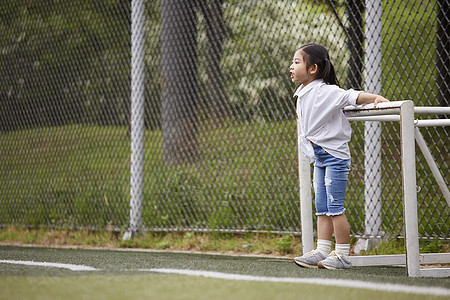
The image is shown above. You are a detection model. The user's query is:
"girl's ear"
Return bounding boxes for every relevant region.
[309,64,318,75]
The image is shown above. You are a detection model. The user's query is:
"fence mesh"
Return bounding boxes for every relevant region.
[0,0,448,240]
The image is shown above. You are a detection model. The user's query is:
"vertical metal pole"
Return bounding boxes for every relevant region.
[361,0,383,250]
[297,121,314,253]
[124,0,145,240]
[400,101,420,277]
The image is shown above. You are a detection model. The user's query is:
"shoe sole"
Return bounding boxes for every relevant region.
[318,261,333,269]
[294,259,319,269]
[318,261,350,270]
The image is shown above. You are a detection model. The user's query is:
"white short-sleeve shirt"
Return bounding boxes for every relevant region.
[294,79,362,162]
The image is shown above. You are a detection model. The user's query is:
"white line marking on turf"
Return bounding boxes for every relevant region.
[0,260,97,271]
[142,268,450,297]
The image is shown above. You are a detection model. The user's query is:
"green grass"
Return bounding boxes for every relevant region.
[382,0,439,105]
[1,227,448,258]
[0,125,131,229]
[0,121,448,238]
[0,226,304,256]
[0,121,302,231]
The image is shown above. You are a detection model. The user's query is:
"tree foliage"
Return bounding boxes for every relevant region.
[2,0,442,133]
[0,0,131,131]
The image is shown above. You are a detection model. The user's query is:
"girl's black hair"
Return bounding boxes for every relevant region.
[298,43,340,87]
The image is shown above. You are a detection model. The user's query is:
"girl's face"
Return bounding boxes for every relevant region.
[290,49,315,86]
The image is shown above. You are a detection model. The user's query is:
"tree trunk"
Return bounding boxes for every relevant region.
[161,0,199,165]
[200,0,228,126]
[345,0,364,90]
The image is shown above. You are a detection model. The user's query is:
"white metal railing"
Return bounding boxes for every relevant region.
[297,101,450,277]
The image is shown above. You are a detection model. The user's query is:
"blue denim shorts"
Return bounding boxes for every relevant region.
[313,145,351,216]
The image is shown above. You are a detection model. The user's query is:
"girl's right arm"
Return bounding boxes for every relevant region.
[356,92,389,107]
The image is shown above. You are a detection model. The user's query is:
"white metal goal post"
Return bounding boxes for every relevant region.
[297,100,450,278]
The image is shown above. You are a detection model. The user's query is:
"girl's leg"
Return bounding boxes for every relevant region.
[317,215,333,240]
[293,160,332,268]
[332,213,350,244]
[324,159,351,245]
[322,158,351,266]
[317,215,333,257]
[314,164,333,242]
[315,164,333,257]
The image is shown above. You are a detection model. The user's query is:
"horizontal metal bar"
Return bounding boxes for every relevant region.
[347,116,400,122]
[350,253,450,267]
[350,254,405,266]
[419,253,450,264]
[343,102,407,117]
[415,119,450,127]
[419,268,450,278]
[344,102,450,119]
[415,106,450,115]
[344,100,411,114]
[344,109,401,117]
[346,115,450,127]
[344,100,410,112]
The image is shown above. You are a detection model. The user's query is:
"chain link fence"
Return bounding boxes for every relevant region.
[0,0,448,240]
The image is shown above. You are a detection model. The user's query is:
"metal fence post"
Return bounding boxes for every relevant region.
[400,101,420,277]
[124,0,145,240]
[354,0,383,253]
[297,121,314,254]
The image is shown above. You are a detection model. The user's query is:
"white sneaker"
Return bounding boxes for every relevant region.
[294,249,326,268]
[318,251,352,270]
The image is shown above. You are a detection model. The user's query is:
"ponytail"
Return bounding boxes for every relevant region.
[298,43,340,87]
[323,58,340,86]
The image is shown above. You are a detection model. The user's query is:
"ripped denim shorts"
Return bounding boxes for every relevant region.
[313,145,351,216]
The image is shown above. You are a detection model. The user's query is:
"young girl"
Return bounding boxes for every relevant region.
[290,43,389,270]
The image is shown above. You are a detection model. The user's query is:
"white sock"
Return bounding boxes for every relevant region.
[335,243,350,257]
[316,239,332,256]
